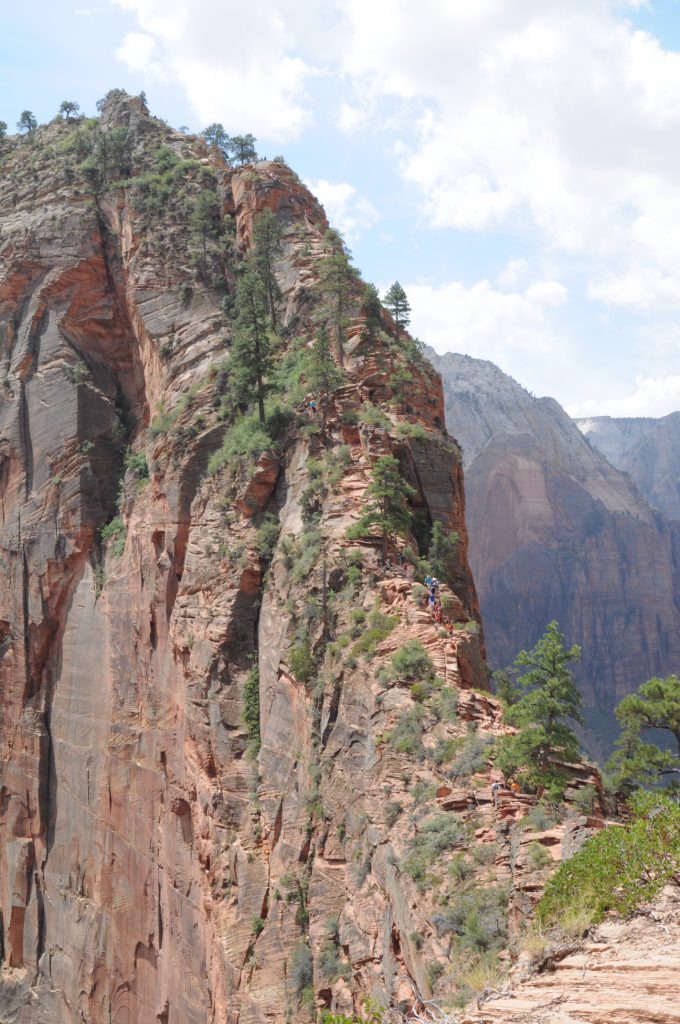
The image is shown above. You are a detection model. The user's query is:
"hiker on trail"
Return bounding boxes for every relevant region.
[491,781,501,806]
[510,780,520,794]
[425,575,432,587]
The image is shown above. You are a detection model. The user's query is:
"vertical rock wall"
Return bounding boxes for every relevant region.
[0,96,496,1022]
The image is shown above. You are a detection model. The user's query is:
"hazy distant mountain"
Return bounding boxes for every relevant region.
[427,349,680,753]
[577,413,680,522]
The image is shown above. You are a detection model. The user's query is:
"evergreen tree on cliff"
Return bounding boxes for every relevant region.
[253,209,283,330]
[607,675,680,794]
[229,134,258,164]
[201,123,231,161]
[348,455,415,558]
[384,281,411,341]
[317,229,357,361]
[17,110,37,134]
[231,267,273,424]
[306,324,344,432]
[496,621,583,797]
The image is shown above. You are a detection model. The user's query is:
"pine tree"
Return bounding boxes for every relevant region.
[253,209,283,330]
[495,621,583,797]
[317,229,356,361]
[361,283,383,345]
[384,281,411,341]
[228,134,257,165]
[348,455,415,558]
[607,675,680,794]
[59,101,80,121]
[305,325,344,432]
[201,123,231,161]
[17,111,37,134]
[0,121,7,143]
[190,190,220,277]
[230,267,273,424]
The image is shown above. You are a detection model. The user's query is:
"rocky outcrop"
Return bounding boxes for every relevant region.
[577,412,680,522]
[464,885,680,1024]
[427,351,680,753]
[0,94,497,1022]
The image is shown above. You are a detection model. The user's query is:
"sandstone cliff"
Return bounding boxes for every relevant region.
[0,91,509,1023]
[577,412,680,522]
[427,351,680,750]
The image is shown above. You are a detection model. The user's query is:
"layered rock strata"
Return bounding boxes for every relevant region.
[465,885,680,1024]
[0,93,504,1023]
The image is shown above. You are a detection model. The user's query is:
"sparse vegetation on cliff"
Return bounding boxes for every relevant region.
[495,621,583,797]
[607,674,680,793]
[537,792,680,926]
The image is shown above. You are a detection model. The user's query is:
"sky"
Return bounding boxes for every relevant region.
[2,1,680,418]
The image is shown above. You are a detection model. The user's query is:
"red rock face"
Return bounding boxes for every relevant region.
[0,95,500,1021]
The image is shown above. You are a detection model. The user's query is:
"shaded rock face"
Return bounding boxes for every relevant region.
[577,412,680,522]
[427,351,680,749]
[0,98,497,1022]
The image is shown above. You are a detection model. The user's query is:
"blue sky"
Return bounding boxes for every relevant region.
[3,1,680,418]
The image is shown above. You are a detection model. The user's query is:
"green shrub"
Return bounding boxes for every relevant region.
[252,915,265,935]
[242,666,260,757]
[385,801,403,828]
[389,639,435,683]
[435,687,458,723]
[573,784,597,816]
[537,793,680,926]
[519,801,563,832]
[358,404,390,430]
[290,640,314,685]
[290,942,313,996]
[526,841,552,870]
[404,813,467,885]
[432,884,508,952]
[124,449,149,477]
[208,413,275,474]
[410,680,433,702]
[255,513,280,563]
[318,945,349,983]
[449,730,493,781]
[411,781,436,804]
[100,516,126,557]
[433,738,460,765]
[351,609,398,658]
[388,706,425,757]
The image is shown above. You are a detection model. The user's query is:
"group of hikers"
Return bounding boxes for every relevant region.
[422,574,457,634]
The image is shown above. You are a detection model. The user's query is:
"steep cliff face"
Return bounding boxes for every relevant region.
[427,351,680,745]
[0,93,504,1022]
[577,412,680,522]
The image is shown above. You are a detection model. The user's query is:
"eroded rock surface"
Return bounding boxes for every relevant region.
[464,886,680,1024]
[0,95,498,1023]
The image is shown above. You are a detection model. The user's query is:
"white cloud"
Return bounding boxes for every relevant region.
[111,0,322,140]
[305,178,378,243]
[568,374,680,419]
[337,1,680,306]
[407,275,569,377]
[588,268,680,310]
[115,31,166,78]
